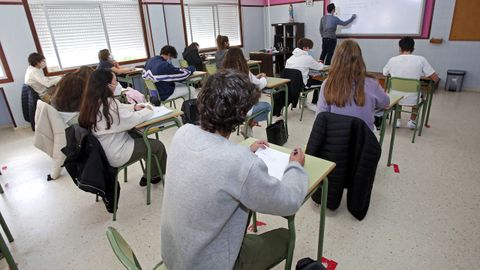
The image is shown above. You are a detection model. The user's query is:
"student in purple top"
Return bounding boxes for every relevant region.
[316,40,390,132]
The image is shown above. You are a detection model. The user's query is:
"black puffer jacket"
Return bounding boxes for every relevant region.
[273,68,304,116]
[306,112,381,220]
[61,124,119,213]
[21,84,40,131]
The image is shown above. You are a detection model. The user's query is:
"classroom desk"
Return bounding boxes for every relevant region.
[249,51,287,77]
[135,109,184,205]
[116,68,146,95]
[379,94,404,166]
[247,60,262,74]
[266,77,291,137]
[182,71,207,100]
[239,138,336,269]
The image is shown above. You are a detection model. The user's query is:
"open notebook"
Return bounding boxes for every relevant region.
[255,147,290,181]
[148,105,172,120]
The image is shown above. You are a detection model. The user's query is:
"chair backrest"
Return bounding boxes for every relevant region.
[205,64,217,75]
[106,227,143,270]
[179,59,189,68]
[387,77,421,93]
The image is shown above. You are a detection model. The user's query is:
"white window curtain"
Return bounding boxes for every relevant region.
[183,0,242,49]
[27,0,147,72]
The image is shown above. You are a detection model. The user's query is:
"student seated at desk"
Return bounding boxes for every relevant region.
[182,42,204,71]
[215,35,230,68]
[383,37,439,129]
[78,69,167,187]
[97,49,133,75]
[317,40,389,133]
[285,38,324,107]
[161,70,308,270]
[143,45,195,102]
[24,52,61,103]
[222,47,271,137]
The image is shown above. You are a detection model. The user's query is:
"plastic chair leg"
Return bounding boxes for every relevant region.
[300,95,305,122]
[317,179,328,261]
[113,174,119,221]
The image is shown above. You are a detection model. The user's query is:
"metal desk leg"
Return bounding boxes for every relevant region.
[252,212,258,233]
[379,109,389,147]
[285,216,296,270]
[318,178,328,261]
[143,130,152,205]
[0,233,17,270]
[424,81,434,127]
[283,85,289,138]
[387,104,399,166]
[0,212,13,242]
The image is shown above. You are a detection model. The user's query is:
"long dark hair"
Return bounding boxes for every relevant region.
[78,69,118,131]
[51,73,86,112]
[222,47,249,75]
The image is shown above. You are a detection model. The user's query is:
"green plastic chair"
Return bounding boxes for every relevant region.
[299,84,322,121]
[0,210,17,270]
[179,59,189,68]
[106,227,167,270]
[387,77,425,143]
[143,79,185,109]
[205,64,217,75]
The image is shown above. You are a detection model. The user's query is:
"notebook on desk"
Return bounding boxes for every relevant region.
[255,147,290,181]
[148,106,172,120]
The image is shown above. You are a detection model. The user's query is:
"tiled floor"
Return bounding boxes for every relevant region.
[0,90,479,269]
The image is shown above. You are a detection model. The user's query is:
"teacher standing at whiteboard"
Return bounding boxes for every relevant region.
[319,3,356,65]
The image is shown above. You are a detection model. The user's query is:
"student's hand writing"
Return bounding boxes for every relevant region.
[250,140,269,152]
[134,104,146,111]
[289,148,305,167]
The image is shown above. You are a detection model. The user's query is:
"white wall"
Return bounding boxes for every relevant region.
[241,6,266,56]
[264,0,480,91]
[0,5,38,127]
[146,4,168,54]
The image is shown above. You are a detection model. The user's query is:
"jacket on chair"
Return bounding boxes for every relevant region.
[306,112,381,220]
[272,68,304,116]
[21,84,40,131]
[61,124,119,213]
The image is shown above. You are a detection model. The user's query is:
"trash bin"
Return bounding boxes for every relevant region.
[445,70,466,92]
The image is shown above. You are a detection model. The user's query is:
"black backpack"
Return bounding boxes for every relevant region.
[296,258,326,270]
[181,99,199,125]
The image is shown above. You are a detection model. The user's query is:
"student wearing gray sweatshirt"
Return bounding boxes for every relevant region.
[161,69,309,270]
[319,3,356,65]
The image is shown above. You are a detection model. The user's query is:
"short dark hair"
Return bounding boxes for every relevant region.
[297,38,314,49]
[98,49,110,61]
[197,69,260,135]
[399,37,415,52]
[160,45,178,59]
[28,53,45,67]
[327,3,335,13]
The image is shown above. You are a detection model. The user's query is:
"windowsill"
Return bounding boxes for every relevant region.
[199,45,243,53]
[44,58,148,77]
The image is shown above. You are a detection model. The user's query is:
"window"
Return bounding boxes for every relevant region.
[0,43,13,84]
[183,0,242,50]
[26,0,148,73]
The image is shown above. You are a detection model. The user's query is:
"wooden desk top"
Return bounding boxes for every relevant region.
[240,138,336,194]
[124,68,143,75]
[387,94,404,110]
[188,71,207,79]
[266,77,290,88]
[247,60,262,65]
[368,72,433,82]
[135,109,183,129]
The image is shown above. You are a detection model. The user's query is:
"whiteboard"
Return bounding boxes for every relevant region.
[330,0,425,36]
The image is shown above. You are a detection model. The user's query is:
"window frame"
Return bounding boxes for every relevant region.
[0,43,14,84]
[180,0,244,53]
[22,0,151,76]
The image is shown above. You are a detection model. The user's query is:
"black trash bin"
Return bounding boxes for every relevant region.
[445,70,466,92]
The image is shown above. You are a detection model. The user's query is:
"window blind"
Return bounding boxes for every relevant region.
[27,0,147,72]
[183,0,242,50]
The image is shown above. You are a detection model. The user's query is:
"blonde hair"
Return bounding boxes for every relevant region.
[324,40,371,107]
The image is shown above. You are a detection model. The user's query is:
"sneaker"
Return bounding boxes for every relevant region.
[407,120,416,130]
[396,119,401,128]
[306,103,317,112]
[139,176,161,187]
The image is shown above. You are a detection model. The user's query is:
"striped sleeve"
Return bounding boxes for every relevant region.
[142,68,192,82]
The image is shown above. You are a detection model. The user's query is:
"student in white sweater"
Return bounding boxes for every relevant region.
[285,38,324,106]
[24,53,61,103]
[78,69,167,187]
[383,37,439,129]
[222,47,271,137]
[161,69,308,270]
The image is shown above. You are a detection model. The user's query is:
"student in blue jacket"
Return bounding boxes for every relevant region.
[143,45,195,102]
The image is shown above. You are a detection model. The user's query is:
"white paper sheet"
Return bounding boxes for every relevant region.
[255,147,290,181]
[149,106,172,120]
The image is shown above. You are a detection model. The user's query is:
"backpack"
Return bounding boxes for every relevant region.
[181,99,199,125]
[296,258,326,270]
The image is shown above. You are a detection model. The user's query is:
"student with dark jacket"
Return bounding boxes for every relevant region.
[182,42,204,71]
[143,45,195,101]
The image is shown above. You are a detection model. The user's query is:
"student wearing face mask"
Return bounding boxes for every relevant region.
[285,38,324,108]
[97,49,133,75]
[78,69,167,187]
[143,45,196,102]
[24,53,62,103]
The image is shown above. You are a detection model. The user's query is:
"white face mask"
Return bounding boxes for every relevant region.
[108,54,114,61]
[40,61,47,69]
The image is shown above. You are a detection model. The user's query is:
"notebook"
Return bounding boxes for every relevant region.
[255,147,290,181]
